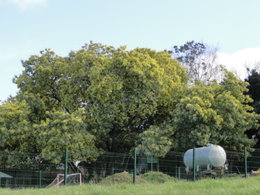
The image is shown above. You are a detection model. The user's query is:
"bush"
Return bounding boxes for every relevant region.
[99,171,174,185]
[99,171,145,185]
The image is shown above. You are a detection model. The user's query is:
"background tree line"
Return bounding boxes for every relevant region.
[0,41,259,166]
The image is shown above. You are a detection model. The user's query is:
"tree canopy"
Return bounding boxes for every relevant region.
[0,42,258,165]
[172,71,258,152]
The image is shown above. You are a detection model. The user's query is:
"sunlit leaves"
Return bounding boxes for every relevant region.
[172,71,259,152]
[35,111,99,164]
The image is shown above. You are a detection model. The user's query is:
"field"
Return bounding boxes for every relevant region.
[1,176,260,195]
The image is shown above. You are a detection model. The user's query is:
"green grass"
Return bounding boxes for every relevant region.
[1,176,260,195]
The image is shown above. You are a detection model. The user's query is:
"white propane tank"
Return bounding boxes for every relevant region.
[183,144,226,170]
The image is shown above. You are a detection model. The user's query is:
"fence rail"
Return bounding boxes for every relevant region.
[0,148,260,188]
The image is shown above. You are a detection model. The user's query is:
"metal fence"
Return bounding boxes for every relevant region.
[0,147,260,188]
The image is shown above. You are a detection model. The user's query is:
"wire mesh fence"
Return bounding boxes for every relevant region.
[0,147,260,188]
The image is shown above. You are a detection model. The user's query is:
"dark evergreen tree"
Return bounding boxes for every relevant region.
[245,69,260,147]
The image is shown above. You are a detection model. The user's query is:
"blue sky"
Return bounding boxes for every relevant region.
[1,0,260,101]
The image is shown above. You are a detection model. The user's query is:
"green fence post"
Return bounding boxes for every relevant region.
[133,148,136,184]
[178,167,181,179]
[64,148,68,185]
[230,162,233,174]
[244,146,247,178]
[193,147,196,182]
[151,156,153,172]
[175,165,178,178]
[39,170,42,188]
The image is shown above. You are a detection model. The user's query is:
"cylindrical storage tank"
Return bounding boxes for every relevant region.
[183,144,226,169]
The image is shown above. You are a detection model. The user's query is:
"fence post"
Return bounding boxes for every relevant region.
[193,147,196,181]
[230,162,232,174]
[39,170,42,188]
[244,146,247,178]
[133,148,136,184]
[64,148,68,185]
[151,156,153,172]
[175,165,178,178]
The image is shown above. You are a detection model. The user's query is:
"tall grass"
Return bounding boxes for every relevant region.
[1,176,260,195]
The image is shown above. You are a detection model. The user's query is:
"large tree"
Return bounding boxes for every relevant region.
[12,42,188,155]
[82,47,188,152]
[2,42,258,167]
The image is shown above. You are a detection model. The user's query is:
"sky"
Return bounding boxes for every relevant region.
[1,0,260,101]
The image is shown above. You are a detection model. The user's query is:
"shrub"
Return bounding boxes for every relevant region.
[140,172,174,183]
[99,171,145,185]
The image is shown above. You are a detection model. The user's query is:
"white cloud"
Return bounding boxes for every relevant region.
[217,47,260,79]
[7,0,47,11]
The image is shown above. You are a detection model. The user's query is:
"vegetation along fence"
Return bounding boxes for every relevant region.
[0,147,260,188]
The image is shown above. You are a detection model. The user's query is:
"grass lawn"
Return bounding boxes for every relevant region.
[0,176,260,195]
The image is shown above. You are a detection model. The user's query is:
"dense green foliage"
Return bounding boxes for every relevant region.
[0,42,258,166]
[172,71,258,151]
